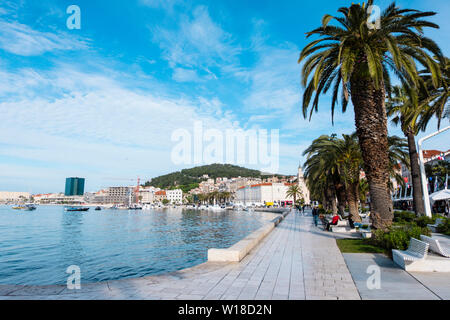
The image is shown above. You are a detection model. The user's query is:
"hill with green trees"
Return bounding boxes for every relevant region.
[144,163,282,192]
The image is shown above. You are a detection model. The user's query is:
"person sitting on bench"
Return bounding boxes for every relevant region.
[326,213,340,231]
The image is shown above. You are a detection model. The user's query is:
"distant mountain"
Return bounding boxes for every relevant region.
[144,163,283,191]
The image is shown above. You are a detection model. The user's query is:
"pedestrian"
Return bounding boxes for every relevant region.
[312,206,319,227]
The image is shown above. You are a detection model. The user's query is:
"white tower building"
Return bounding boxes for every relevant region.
[297,166,310,205]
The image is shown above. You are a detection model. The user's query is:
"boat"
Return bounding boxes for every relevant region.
[95,206,102,211]
[23,204,36,211]
[128,204,142,210]
[12,206,25,210]
[65,207,89,212]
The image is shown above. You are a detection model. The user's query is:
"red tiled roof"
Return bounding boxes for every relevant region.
[251,183,272,187]
[423,149,443,158]
[155,190,166,195]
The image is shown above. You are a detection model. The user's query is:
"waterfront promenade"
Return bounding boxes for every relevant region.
[0,211,448,300]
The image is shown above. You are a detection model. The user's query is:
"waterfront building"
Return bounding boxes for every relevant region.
[34,193,84,204]
[423,149,450,165]
[83,190,109,204]
[106,186,134,204]
[154,190,167,202]
[235,182,295,206]
[65,177,85,196]
[399,149,450,185]
[0,191,31,203]
[139,186,160,204]
[166,189,183,204]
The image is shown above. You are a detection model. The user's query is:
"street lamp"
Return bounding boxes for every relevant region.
[417,126,450,217]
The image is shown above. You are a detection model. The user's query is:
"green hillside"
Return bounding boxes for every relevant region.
[144,163,264,191]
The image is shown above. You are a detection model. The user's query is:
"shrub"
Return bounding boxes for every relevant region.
[360,207,369,213]
[371,224,431,254]
[393,210,415,223]
[436,218,450,236]
[414,215,442,228]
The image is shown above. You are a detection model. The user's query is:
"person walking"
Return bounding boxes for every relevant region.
[312,206,319,227]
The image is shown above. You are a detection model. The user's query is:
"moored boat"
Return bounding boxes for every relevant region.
[24,204,36,211]
[65,207,89,212]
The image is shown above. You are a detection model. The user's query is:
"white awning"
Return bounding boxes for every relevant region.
[429,189,450,202]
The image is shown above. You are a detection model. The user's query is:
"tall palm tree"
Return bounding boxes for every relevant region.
[299,1,444,229]
[387,85,426,214]
[387,56,448,215]
[286,184,304,206]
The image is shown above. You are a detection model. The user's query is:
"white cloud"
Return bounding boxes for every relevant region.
[172,67,201,82]
[152,6,241,79]
[0,20,88,56]
[0,64,251,191]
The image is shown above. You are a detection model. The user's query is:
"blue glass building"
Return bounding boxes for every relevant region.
[65,177,85,196]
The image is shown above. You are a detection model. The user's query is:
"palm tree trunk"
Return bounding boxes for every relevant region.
[326,187,337,214]
[406,132,426,215]
[331,196,337,215]
[346,183,361,222]
[336,184,346,216]
[350,75,393,230]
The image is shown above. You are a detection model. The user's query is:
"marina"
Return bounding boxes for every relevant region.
[0,205,272,286]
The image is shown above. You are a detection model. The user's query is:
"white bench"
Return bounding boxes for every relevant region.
[337,220,349,227]
[392,238,429,270]
[420,235,450,258]
[427,218,444,232]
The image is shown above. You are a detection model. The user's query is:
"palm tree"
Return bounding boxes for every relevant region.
[417,57,450,130]
[387,85,426,214]
[335,134,363,222]
[387,135,410,187]
[299,1,444,229]
[286,184,304,206]
[387,56,448,216]
[303,135,341,214]
[304,133,409,222]
[304,134,363,222]
[359,178,369,207]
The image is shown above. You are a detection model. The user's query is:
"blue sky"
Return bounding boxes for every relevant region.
[0,0,449,193]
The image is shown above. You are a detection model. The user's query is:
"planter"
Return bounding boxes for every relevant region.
[359,229,372,239]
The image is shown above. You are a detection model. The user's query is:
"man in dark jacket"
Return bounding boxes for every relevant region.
[312,206,319,226]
